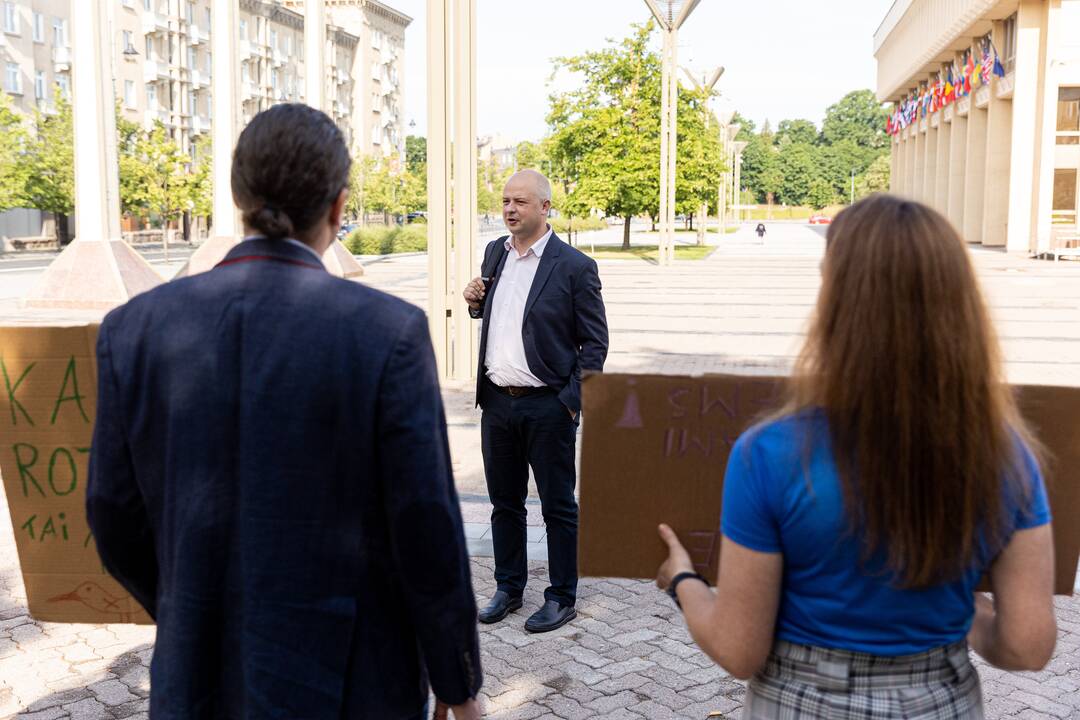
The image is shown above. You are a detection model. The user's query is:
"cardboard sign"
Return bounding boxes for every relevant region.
[0,324,151,624]
[580,373,1080,595]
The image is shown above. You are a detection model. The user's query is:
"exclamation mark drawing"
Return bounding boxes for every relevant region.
[615,379,644,429]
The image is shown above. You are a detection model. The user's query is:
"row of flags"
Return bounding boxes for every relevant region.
[886,41,1006,136]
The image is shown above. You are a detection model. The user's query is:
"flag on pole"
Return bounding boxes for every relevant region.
[964,53,975,94]
[991,41,1007,78]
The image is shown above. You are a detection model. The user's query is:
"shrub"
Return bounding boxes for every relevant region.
[549,215,607,235]
[344,224,427,255]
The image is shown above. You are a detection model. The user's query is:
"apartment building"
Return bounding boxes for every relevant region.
[876,0,1080,256]
[283,0,411,158]
[0,0,410,158]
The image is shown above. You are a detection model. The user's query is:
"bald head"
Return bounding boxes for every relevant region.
[505,169,552,203]
[502,169,552,242]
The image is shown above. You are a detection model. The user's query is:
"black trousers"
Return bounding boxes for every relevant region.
[480,378,579,606]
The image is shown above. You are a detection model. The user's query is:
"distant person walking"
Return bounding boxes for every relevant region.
[755,222,767,239]
[463,169,609,634]
[657,195,1055,719]
[87,104,482,720]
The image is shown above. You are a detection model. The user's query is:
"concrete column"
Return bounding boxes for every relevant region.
[947,110,968,222]
[304,0,326,109]
[890,136,899,191]
[983,61,1013,248]
[963,102,989,243]
[1032,0,1062,256]
[305,0,364,278]
[177,0,242,276]
[427,0,452,377]
[905,127,917,197]
[24,0,162,308]
[935,111,951,212]
[913,125,925,202]
[451,0,478,379]
[924,119,938,205]
[997,5,1041,252]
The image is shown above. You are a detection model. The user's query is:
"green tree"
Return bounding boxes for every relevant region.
[0,92,29,211]
[777,142,817,206]
[515,140,546,171]
[674,85,723,238]
[821,89,890,151]
[119,122,192,230]
[546,22,661,249]
[24,91,75,239]
[856,154,891,199]
[738,133,777,204]
[729,111,757,140]
[346,155,377,221]
[817,139,876,198]
[405,135,427,174]
[807,177,837,209]
[775,118,819,146]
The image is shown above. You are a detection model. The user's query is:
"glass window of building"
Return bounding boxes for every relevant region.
[1053,169,1077,226]
[4,2,19,34]
[5,63,20,93]
[124,80,136,108]
[34,71,45,100]
[1001,14,1017,73]
[204,7,210,29]
[32,12,43,42]
[1058,87,1080,145]
[123,30,134,52]
[55,74,69,99]
[269,29,277,51]
[144,0,152,10]
[52,17,66,47]
[145,35,154,58]
[239,18,247,40]
[147,82,157,109]
[206,51,211,74]
[189,89,197,116]
[186,2,194,24]
[188,46,196,69]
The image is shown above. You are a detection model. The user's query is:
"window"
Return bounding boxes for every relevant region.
[271,68,279,91]
[55,74,69,99]
[145,35,154,59]
[1058,87,1080,145]
[3,2,18,34]
[5,63,21,94]
[284,34,291,56]
[187,46,196,69]
[32,12,42,42]
[1001,14,1017,73]
[122,0,134,7]
[241,62,250,84]
[52,17,66,47]
[185,2,194,24]
[239,18,247,40]
[188,89,197,116]
[123,30,134,53]
[34,70,45,100]
[204,8,210,29]
[205,51,211,74]
[1053,170,1077,227]
[124,80,136,108]
[269,29,277,52]
[371,124,381,145]
[144,0,152,10]
[146,82,157,109]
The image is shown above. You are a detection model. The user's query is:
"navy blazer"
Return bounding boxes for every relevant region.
[87,238,481,719]
[471,232,609,413]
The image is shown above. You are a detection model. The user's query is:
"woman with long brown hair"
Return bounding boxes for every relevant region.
[656,195,1056,718]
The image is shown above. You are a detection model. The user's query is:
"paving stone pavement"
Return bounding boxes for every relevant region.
[4,223,1080,717]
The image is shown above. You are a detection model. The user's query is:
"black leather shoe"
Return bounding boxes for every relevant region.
[478,591,523,624]
[524,600,577,633]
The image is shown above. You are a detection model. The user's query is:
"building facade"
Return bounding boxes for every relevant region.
[0,0,409,158]
[876,0,1080,255]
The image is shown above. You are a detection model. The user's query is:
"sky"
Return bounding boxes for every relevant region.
[388,0,895,143]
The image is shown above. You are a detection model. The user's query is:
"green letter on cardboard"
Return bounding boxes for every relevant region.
[51,356,90,425]
[1,358,35,427]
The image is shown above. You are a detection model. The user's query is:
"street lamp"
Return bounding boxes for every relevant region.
[681,66,724,245]
[644,0,703,266]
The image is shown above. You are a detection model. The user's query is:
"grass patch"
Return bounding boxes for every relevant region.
[549,216,608,235]
[583,244,716,261]
[344,224,427,255]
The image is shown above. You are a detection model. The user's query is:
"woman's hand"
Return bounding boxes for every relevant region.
[656,523,696,590]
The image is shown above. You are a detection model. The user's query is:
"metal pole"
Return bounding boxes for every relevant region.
[451,0,478,381]
[664,28,678,265]
[658,29,670,263]
[850,168,856,204]
[304,0,326,110]
[427,0,452,377]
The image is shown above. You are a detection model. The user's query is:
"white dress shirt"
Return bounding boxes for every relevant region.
[484,227,553,387]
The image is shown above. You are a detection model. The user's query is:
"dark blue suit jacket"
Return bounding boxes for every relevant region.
[87,238,481,719]
[471,233,609,412]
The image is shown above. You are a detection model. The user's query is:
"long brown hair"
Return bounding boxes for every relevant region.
[788,194,1038,588]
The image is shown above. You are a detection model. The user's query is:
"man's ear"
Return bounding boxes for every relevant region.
[330,188,349,228]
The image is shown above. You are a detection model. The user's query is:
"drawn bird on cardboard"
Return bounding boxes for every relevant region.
[49,581,140,622]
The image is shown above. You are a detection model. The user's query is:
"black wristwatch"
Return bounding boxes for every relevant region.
[667,571,710,610]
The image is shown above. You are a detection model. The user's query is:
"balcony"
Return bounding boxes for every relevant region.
[52,46,71,72]
[188,23,207,45]
[243,81,259,99]
[144,107,170,126]
[191,115,210,135]
[143,60,169,83]
[141,11,169,36]
[190,69,207,88]
[239,40,253,58]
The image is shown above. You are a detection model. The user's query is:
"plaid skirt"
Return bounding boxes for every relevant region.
[742,640,984,719]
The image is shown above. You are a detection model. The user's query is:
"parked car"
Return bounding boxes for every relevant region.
[808,214,832,225]
[336,223,359,240]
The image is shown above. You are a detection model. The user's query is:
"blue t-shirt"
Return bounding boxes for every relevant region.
[721,409,1051,656]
